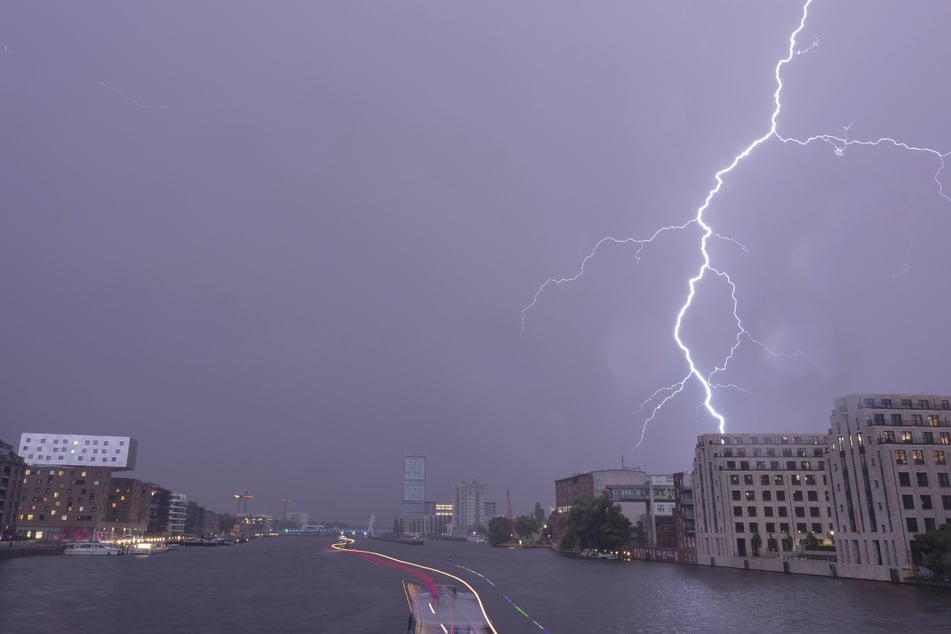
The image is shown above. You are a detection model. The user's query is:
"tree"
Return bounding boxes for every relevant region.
[488,517,513,546]
[751,532,762,556]
[911,522,951,575]
[558,491,631,553]
[804,532,821,550]
[514,515,538,542]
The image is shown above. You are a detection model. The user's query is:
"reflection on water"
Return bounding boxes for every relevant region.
[1,537,949,633]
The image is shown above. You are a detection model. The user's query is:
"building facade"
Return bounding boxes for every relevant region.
[18,433,137,469]
[168,493,187,536]
[828,393,951,580]
[672,472,696,563]
[0,439,25,540]
[452,480,487,536]
[694,432,833,562]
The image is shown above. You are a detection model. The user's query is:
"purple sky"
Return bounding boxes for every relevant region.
[1,1,948,525]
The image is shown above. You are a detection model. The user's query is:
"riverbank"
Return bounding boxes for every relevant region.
[0,541,64,559]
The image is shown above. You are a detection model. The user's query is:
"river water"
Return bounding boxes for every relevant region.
[1,536,949,633]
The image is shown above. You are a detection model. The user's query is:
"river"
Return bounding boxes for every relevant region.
[1,536,948,633]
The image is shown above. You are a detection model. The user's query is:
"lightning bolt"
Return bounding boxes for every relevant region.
[522,0,949,447]
[97,81,171,110]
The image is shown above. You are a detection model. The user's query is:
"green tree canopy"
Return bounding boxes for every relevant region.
[558,491,631,553]
[514,514,539,541]
[912,522,951,574]
[487,517,513,546]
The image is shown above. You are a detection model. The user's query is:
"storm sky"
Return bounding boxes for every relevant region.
[1,1,948,525]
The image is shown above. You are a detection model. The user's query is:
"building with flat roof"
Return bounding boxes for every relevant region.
[452,480,488,536]
[828,393,951,582]
[1,439,26,540]
[694,432,833,562]
[18,433,137,469]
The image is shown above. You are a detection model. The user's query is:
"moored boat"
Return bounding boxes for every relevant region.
[63,542,123,556]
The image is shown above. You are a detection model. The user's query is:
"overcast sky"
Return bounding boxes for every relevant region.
[1,1,948,525]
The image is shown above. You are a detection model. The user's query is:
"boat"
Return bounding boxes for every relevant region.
[403,581,492,634]
[63,542,123,556]
[130,542,170,555]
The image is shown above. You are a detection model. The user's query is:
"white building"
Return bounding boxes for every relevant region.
[18,433,137,469]
[452,480,487,536]
[694,432,833,561]
[168,493,187,536]
[828,393,951,582]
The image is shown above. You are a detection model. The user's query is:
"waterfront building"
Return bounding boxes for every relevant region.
[553,468,675,551]
[17,433,137,469]
[694,432,834,562]
[452,480,488,536]
[401,452,426,535]
[433,502,453,537]
[0,439,26,540]
[239,514,273,536]
[168,493,187,536]
[827,393,951,582]
[285,511,309,529]
[16,466,114,541]
[672,472,697,563]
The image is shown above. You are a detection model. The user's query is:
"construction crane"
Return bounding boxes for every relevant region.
[233,489,253,515]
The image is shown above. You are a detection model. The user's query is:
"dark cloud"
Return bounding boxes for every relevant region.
[1,1,948,523]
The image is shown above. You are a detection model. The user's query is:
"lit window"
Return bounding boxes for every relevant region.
[935,451,946,465]
[895,450,907,464]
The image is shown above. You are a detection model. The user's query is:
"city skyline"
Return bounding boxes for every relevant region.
[2,1,949,524]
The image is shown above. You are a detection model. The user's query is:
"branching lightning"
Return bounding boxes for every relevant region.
[522,0,950,447]
[97,81,171,110]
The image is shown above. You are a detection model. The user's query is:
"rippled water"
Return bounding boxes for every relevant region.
[1,537,949,633]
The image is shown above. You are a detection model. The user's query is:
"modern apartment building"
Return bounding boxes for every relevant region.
[18,433,137,469]
[827,393,951,581]
[0,439,25,540]
[168,493,187,536]
[452,480,487,536]
[401,452,426,535]
[15,433,139,541]
[694,432,833,561]
[672,472,696,563]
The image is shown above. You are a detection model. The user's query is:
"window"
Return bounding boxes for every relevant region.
[917,472,929,487]
[800,461,811,470]
[939,473,950,488]
[901,399,912,408]
[925,518,937,533]
[804,474,817,486]
[782,448,793,457]
[882,431,895,443]
[935,451,946,465]
[776,491,786,502]
[780,522,790,534]
[873,413,885,425]
[882,398,893,408]
[778,507,788,517]
[864,398,875,407]
[899,472,911,486]
[733,506,742,517]
[724,448,733,457]
[920,495,933,510]
[786,461,797,470]
[762,491,772,501]
[896,450,907,464]
[942,495,951,510]
[795,507,805,518]
[809,507,821,517]
[793,490,803,502]
[912,414,923,426]
[774,475,784,486]
[747,506,757,517]
[732,491,741,501]
[891,413,903,425]
[735,522,745,533]
[764,507,774,517]
[807,491,818,502]
[919,399,930,409]
[760,475,770,486]
[745,491,755,501]
[902,495,915,510]
[906,517,919,533]
[727,461,736,470]
[791,475,802,485]
[744,474,754,485]
[767,448,776,457]
[730,475,740,485]
[766,522,776,534]
[901,431,914,443]
[929,416,940,427]
[941,433,951,445]
[912,450,925,465]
